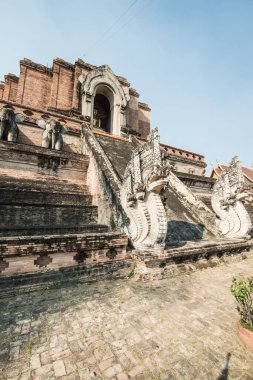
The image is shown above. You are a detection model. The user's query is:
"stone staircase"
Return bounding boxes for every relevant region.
[0,170,101,236]
[0,141,128,281]
[199,195,212,211]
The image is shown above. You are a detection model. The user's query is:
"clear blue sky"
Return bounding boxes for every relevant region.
[1,0,253,174]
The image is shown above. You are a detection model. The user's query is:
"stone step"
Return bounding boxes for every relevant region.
[0,223,108,237]
[0,189,92,206]
[0,176,89,195]
[0,204,99,235]
[199,196,212,210]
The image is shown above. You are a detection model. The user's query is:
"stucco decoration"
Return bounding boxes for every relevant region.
[37,118,68,150]
[121,128,170,249]
[0,107,24,142]
[79,65,129,136]
[211,156,252,238]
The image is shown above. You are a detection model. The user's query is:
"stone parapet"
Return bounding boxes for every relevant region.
[0,231,128,277]
[0,140,89,181]
[132,239,253,281]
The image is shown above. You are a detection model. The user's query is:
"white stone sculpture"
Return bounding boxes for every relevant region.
[37,119,68,150]
[120,128,170,250]
[211,156,252,239]
[0,107,24,142]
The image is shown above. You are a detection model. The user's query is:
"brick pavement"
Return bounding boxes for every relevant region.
[1,255,253,379]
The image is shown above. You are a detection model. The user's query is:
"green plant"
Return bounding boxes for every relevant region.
[231,275,253,332]
[109,214,116,231]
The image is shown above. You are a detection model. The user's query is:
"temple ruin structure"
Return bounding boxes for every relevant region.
[0,57,252,291]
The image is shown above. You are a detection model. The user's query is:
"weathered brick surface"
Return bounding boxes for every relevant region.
[1,57,151,139]
[132,239,253,281]
[0,256,253,379]
[126,94,139,134]
[0,190,92,207]
[0,96,206,177]
[138,104,150,139]
[2,74,18,102]
[16,60,52,109]
[0,232,128,280]
[0,141,97,236]
[0,140,89,177]
[0,204,98,231]
[0,83,4,99]
[50,59,74,110]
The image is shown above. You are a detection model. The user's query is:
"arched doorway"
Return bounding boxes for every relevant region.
[93,93,111,133]
[79,65,129,136]
[92,84,114,134]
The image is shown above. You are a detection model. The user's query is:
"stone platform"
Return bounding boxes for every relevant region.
[1,235,253,298]
[0,231,129,296]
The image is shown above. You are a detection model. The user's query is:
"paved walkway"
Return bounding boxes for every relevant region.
[1,256,253,380]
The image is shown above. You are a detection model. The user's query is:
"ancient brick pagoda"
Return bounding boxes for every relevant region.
[0,57,252,291]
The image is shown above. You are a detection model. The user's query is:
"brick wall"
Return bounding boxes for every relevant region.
[2,74,18,102]
[138,105,150,139]
[126,93,139,132]
[0,83,4,99]
[50,59,75,110]
[0,204,98,232]
[71,63,87,110]
[16,60,52,109]
[0,58,151,139]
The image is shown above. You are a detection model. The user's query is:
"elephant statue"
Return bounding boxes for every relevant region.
[37,118,68,151]
[0,107,23,142]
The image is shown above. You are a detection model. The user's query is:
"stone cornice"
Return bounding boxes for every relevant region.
[75,59,97,71]
[129,88,139,98]
[117,76,130,87]
[76,59,130,87]
[168,154,206,168]
[0,100,82,128]
[138,102,151,111]
[20,59,52,75]
[4,74,19,83]
[132,137,205,165]
[175,171,215,183]
[160,143,204,159]
[53,58,74,70]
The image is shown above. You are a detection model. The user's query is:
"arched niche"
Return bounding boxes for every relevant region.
[79,66,129,136]
[93,86,112,133]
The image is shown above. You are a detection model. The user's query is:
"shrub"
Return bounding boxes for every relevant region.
[231,275,253,332]
[109,214,116,231]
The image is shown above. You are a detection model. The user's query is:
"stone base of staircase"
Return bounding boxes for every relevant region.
[0,231,128,272]
[0,231,131,296]
[131,239,253,281]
